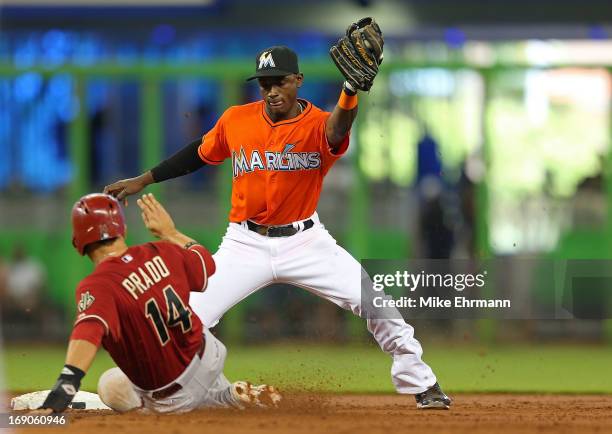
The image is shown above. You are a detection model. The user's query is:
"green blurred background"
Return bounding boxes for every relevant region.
[2,0,612,394]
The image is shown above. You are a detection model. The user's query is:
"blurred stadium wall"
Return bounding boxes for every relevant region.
[1,0,612,343]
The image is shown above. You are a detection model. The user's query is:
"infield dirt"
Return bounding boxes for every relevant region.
[12,393,612,434]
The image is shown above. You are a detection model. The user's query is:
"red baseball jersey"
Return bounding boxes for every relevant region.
[197,99,350,225]
[73,242,212,390]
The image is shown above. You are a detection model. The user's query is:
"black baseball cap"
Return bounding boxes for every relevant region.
[246,46,300,81]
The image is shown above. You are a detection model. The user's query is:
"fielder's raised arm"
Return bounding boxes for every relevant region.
[326,17,384,148]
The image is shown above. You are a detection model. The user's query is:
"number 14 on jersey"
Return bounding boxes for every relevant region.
[145,285,193,345]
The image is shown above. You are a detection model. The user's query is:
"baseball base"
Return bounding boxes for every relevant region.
[11,390,111,411]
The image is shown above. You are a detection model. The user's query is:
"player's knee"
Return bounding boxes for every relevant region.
[97,367,142,412]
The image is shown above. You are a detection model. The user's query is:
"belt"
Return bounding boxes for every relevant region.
[246,219,314,237]
[151,335,206,400]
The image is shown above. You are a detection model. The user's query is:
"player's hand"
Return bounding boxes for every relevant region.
[104,172,153,205]
[137,193,177,239]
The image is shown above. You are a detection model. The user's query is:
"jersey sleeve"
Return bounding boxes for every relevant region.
[70,319,105,347]
[181,244,216,292]
[318,112,350,172]
[197,108,232,165]
[74,278,120,340]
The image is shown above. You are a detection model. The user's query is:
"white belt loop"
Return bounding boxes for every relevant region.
[291,218,306,233]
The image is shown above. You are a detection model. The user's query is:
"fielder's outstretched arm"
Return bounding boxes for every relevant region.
[103,138,206,201]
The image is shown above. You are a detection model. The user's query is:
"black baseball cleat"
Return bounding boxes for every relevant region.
[415,382,452,409]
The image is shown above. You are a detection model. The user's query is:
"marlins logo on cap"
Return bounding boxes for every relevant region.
[258,51,276,69]
[247,46,300,81]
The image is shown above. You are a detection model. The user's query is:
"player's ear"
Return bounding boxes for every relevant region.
[295,73,304,88]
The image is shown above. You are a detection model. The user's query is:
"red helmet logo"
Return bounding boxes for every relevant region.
[71,193,126,255]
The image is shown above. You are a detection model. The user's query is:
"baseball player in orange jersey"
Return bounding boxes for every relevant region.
[105,24,452,409]
[37,193,280,414]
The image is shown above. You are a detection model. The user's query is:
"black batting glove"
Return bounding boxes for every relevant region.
[40,364,85,413]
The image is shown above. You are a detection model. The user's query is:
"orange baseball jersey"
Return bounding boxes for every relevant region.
[197,99,350,225]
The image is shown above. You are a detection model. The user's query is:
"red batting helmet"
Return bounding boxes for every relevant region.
[71,193,126,255]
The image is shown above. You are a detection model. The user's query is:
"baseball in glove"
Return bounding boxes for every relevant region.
[329,17,384,92]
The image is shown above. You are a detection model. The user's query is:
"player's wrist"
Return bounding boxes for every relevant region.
[343,81,357,96]
[161,228,191,244]
[139,171,155,186]
[41,364,85,413]
[159,228,180,240]
[338,83,358,111]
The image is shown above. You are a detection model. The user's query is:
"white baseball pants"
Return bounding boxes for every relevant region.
[97,328,238,413]
[190,213,437,394]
